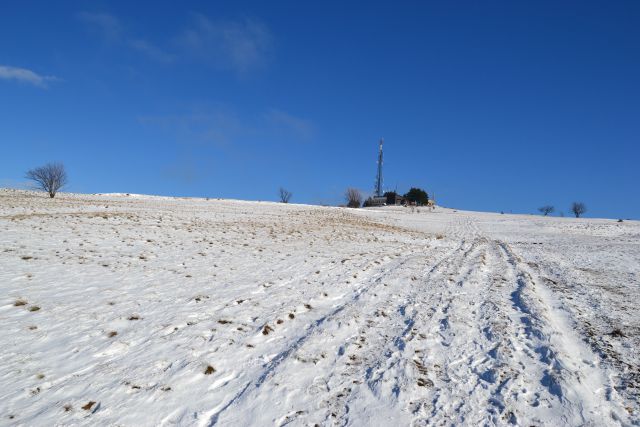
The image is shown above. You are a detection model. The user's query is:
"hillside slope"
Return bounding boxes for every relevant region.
[1,190,638,426]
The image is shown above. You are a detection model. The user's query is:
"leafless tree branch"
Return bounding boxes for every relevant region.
[279,187,292,203]
[25,162,67,198]
[571,202,586,218]
[538,205,554,216]
[345,188,362,208]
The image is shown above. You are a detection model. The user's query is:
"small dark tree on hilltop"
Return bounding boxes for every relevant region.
[384,191,398,205]
[279,187,292,203]
[404,187,429,206]
[538,205,554,216]
[571,202,587,218]
[25,162,67,198]
[345,188,362,208]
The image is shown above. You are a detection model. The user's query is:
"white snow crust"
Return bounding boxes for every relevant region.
[1,189,638,426]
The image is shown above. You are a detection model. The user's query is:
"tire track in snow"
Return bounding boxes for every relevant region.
[198,214,628,426]
[306,220,491,425]
[316,244,470,426]
[493,241,627,425]
[202,249,424,426]
[402,215,625,425]
[301,230,488,424]
[358,240,483,395]
[407,238,501,425]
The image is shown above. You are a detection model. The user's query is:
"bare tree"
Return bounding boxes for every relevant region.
[538,205,554,216]
[279,187,292,203]
[571,202,587,218]
[344,188,362,208]
[25,162,67,198]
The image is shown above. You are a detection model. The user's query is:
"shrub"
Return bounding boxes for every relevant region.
[345,188,362,208]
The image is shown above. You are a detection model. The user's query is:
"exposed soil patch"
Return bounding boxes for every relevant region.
[262,325,274,335]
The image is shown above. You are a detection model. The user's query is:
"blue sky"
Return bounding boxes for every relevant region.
[1,1,638,218]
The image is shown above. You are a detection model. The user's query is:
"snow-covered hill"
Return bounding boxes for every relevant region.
[1,189,638,426]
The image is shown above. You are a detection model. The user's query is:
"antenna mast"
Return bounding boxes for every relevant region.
[375,138,384,197]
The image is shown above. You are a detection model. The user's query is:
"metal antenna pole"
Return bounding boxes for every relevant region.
[375,138,384,197]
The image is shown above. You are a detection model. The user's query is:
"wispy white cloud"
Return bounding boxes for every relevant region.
[128,39,175,63]
[77,11,123,41]
[0,65,58,88]
[140,106,312,186]
[139,109,241,148]
[139,106,313,148]
[264,109,314,141]
[77,11,273,75]
[177,14,273,74]
[78,11,173,63]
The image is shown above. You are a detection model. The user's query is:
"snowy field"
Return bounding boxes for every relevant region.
[1,189,638,426]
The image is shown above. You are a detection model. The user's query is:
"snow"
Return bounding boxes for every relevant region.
[1,188,638,426]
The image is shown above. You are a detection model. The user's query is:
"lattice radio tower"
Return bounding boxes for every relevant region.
[374,138,384,197]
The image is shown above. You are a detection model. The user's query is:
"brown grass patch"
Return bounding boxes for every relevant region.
[204,365,215,375]
[81,401,96,411]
